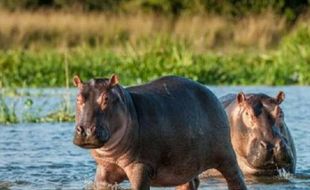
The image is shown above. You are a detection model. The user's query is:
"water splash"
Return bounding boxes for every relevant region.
[276,164,294,180]
[277,168,293,179]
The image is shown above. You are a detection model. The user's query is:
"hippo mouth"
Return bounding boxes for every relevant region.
[75,143,104,149]
[244,146,295,176]
[237,154,293,176]
[245,160,292,176]
[73,138,106,149]
[247,167,292,176]
[73,131,108,149]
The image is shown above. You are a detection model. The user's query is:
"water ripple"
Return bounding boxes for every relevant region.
[1,87,310,189]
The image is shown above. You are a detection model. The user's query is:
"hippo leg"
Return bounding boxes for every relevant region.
[94,164,127,189]
[124,163,151,190]
[175,177,199,190]
[216,158,247,190]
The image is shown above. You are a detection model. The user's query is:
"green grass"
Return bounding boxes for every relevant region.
[0,24,309,124]
[0,93,74,124]
[1,23,310,88]
[0,93,18,124]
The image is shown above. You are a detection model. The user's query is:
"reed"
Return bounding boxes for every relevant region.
[0,9,291,51]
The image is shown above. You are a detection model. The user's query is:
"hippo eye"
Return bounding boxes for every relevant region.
[77,96,85,107]
[77,96,83,103]
[97,93,109,111]
[245,111,249,116]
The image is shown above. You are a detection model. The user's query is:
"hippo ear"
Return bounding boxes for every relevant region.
[73,75,83,87]
[237,92,246,104]
[276,91,285,104]
[108,74,119,89]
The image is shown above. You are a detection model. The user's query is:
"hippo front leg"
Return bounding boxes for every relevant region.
[176,177,199,190]
[217,159,247,190]
[94,164,127,189]
[124,163,151,190]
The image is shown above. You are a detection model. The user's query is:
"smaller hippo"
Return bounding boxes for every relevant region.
[219,92,296,176]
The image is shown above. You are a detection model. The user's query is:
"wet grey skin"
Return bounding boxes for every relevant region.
[72,75,247,190]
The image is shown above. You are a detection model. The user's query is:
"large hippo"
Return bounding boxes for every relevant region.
[72,75,247,190]
[219,92,296,176]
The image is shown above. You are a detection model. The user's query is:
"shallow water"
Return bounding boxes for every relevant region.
[1,86,310,190]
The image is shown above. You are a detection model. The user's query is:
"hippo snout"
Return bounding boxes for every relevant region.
[247,138,294,171]
[274,140,295,169]
[259,141,274,153]
[76,125,95,137]
[247,140,274,168]
[73,125,107,149]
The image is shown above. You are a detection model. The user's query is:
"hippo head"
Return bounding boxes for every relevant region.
[230,91,295,175]
[72,75,128,149]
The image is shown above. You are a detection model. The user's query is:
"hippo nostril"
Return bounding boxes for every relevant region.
[76,126,87,137]
[85,128,90,137]
[76,126,83,134]
[275,140,284,152]
[260,141,267,149]
[90,126,96,133]
[260,141,274,152]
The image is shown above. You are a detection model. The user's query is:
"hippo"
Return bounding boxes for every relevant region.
[218,92,296,176]
[72,75,247,190]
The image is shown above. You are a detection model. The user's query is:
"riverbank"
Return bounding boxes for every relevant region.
[0,10,309,88]
[1,21,309,87]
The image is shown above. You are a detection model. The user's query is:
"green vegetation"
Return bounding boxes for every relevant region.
[1,22,310,88]
[0,93,18,124]
[0,91,74,124]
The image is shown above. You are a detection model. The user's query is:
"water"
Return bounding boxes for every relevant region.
[1,86,310,190]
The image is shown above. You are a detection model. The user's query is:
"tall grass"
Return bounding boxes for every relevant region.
[0,93,18,124]
[0,22,309,88]
[0,9,289,51]
[0,10,309,88]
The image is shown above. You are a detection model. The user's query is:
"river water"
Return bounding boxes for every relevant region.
[0,86,310,190]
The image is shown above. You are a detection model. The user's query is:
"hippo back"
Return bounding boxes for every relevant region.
[219,94,237,108]
[124,76,236,185]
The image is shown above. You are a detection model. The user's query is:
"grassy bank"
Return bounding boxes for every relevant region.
[1,21,310,88]
[0,10,310,88]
